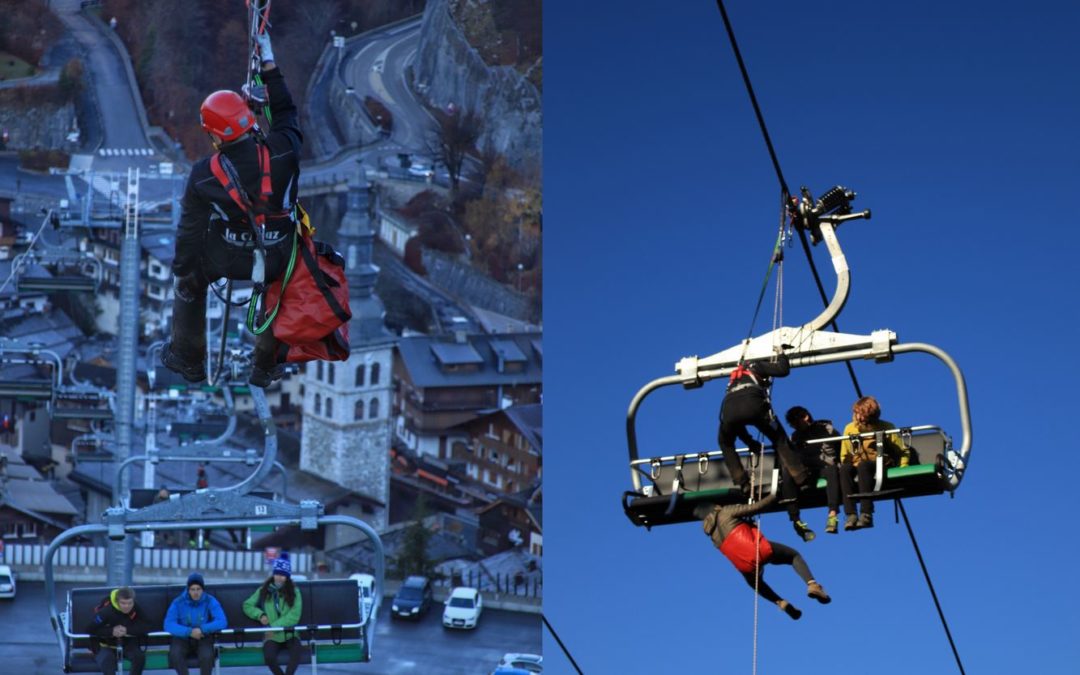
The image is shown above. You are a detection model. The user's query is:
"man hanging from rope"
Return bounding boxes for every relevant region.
[696,493,831,620]
[718,349,808,497]
[161,21,301,388]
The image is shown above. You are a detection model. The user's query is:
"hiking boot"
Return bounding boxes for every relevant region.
[807,581,831,605]
[160,342,206,383]
[857,512,874,529]
[793,520,815,542]
[844,514,858,531]
[777,600,802,620]
[249,363,285,388]
[825,513,839,534]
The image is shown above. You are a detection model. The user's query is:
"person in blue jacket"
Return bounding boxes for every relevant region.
[164,572,228,675]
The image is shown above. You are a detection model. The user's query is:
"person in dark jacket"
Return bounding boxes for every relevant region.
[718,352,808,496]
[697,493,831,620]
[86,586,152,675]
[161,25,303,388]
[164,573,228,675]
[783,406,843,538]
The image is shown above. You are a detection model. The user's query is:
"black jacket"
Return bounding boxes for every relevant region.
[173,66,303,277]
[86,591,152,651]
[792,418,839,466]
[725,354,790,399]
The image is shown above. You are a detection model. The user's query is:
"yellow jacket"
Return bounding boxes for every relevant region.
[839,419,910,467]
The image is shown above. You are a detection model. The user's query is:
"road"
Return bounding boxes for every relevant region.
[0,581,540,674]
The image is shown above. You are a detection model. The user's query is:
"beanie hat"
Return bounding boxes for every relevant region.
[272,552,292,578]
[187,572,205,589]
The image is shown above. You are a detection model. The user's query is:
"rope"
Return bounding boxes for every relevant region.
[713,2,964,673]
[897,500,967,674]
[207,281,232,386]
[542,613,584,675]
[749,440,767,675]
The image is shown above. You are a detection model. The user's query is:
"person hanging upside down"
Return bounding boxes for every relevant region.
[717,351,808,496]
[161,24,302,388]
[696,493,831,620]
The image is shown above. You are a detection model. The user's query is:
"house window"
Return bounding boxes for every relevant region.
[355,364,366,387]
[325,396,334,417]
[317,361,324,381]
[369,397,379,419]
[314,393,322,415]
[491,450,499,462]
[370,362,381,385]
[354,400,364,421]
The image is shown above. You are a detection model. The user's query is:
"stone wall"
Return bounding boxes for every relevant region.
[422,248,536,322]
[412,0,541,172]
[0,98,77,151]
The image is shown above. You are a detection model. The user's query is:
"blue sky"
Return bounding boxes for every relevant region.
[544,1,1079,672]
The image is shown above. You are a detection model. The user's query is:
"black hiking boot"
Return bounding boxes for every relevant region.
[249,364,285,388]
[161,342,206,383]
[793,520,815,542]
[778,600,802,620]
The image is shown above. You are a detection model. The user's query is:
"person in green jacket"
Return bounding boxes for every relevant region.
[243,553,303,675]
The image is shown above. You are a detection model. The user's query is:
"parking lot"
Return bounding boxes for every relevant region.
[0,581,541,674]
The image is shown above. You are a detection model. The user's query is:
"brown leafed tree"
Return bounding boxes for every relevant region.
[427,107,483,195]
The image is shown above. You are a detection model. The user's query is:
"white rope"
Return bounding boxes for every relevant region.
[750,434,768,675]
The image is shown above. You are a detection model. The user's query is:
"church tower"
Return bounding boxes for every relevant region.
[301,173,396,532]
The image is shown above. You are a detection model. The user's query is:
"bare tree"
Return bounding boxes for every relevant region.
[427,107,483,195]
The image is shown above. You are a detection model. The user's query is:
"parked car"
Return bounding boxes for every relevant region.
[442,586,482,629]
[0,565,17,600]
[408,163,435,179]
[391,575,432,620]
[349,573,376,620]
[493,653,543,673]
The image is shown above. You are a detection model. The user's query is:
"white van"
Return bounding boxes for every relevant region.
[349,573,376,620]
[0,565,16,599]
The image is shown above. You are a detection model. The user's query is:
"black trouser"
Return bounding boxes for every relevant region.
[168,636,214,675]
[170,232,291,373]
[781,460,841,520]
[840,461,876,515]
[719,394,807,489]
[738,541,814,604]
[94,638,146,675]
[263,637,302,675]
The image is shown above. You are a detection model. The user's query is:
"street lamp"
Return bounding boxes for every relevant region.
[516,263,524,292]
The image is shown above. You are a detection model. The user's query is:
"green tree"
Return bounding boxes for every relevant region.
[392,494,440,580]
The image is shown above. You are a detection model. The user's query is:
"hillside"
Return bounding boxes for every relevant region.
[100,0,424,159]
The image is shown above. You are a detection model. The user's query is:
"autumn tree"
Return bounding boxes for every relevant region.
[427,107,482,195]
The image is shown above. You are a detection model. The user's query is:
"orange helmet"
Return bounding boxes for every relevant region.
[199,90,254,142]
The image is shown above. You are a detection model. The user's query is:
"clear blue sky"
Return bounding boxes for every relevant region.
[544,1,1079,672]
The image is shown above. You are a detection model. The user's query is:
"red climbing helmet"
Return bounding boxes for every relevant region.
[199,90,254,143]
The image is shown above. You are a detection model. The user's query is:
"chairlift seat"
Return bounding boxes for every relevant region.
[624,425,952,528]
[64,579,365,672]
[17,276,97,293]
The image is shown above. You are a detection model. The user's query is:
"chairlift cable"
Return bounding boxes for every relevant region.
[542,613,585,675]
[714,2,964,671]
[897,500,967,674]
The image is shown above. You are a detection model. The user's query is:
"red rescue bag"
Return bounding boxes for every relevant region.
[263,234,351,363]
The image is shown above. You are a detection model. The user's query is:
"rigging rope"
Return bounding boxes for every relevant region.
[714,1,965,672]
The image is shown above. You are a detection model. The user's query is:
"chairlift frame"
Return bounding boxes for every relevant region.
[623,210,972,528]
